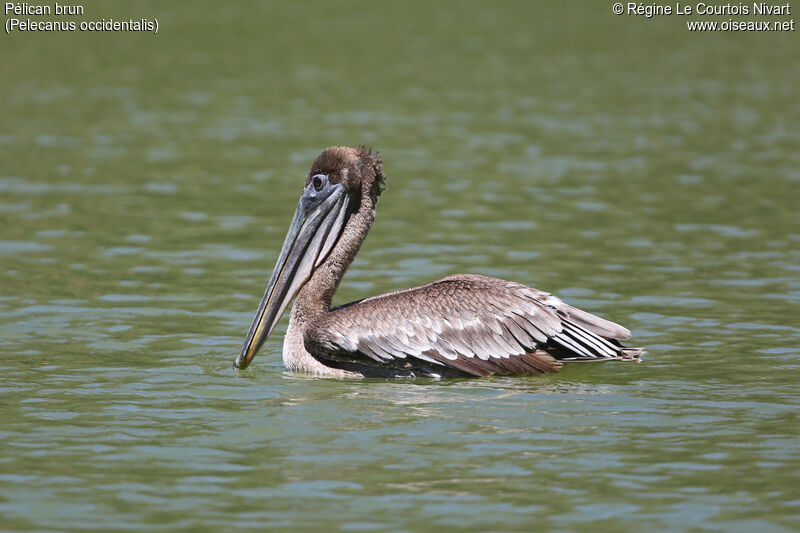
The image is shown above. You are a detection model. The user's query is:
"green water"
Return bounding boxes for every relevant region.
[1,1,799,531]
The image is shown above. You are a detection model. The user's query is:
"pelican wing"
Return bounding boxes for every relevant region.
[304,274,639,377]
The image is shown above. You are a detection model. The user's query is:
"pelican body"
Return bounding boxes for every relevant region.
[235,147,642,378]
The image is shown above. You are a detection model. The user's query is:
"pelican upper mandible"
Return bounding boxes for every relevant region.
[234,146,642,378]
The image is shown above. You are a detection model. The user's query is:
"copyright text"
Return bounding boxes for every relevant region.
[611,2,795,31]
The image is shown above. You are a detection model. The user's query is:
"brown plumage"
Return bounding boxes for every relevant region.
[235,146,643,378]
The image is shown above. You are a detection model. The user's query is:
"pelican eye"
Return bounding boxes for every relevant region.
[312,174,325,192]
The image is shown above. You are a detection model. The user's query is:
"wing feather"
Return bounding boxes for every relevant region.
[307,274,639,377]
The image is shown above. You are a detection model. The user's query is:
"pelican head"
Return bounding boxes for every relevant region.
[234,147,385,370]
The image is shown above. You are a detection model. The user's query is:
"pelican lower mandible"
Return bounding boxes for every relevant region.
[234,146,642,378]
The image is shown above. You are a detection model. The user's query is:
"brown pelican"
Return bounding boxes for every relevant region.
[235,146,642,378]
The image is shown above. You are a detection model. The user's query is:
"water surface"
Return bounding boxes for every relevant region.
[1,2,799,531]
